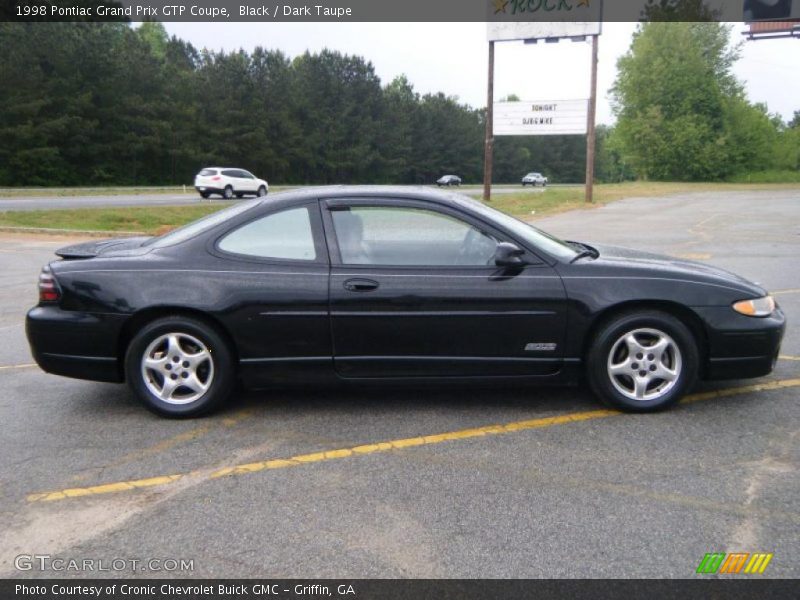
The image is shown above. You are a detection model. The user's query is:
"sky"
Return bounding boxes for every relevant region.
[164,22,800,125]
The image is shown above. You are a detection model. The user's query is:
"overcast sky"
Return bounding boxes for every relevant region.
[164,22,800,125]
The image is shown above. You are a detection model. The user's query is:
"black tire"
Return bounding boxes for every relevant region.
[125,315,235,418]
[257,186,267,197]
[200,192,210,199]
[223,185,234,200]
[235,193,244,199]
[586,310,698,413]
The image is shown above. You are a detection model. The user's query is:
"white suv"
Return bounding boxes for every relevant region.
[194,168,269,199]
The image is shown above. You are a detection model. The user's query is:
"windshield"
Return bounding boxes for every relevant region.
[459,197,579,260]
[143,200,261,248]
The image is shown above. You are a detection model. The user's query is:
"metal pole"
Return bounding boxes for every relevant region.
[585,34,599,204]
[483,40,495,203]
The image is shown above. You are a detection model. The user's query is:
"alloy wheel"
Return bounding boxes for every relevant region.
[140,333,214,404]
[606,328,682,402]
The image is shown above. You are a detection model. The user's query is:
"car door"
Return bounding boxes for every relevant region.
[211,201,332,387]
[322,197,568,378]
[240,170,258,193]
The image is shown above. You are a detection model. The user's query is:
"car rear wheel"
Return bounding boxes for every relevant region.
[586,310,698,412]
[200,192,210,199]
[257,186,267,197]
[125,316,235,417]
[223,185,234,200]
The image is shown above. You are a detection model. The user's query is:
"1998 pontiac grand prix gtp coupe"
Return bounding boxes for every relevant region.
[27,187,785,417]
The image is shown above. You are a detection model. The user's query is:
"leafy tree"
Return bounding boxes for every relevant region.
[640,0,720,21]
[609,22,784,181]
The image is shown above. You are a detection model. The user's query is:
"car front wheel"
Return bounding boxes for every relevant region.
[257,186,267,197]
[586,310,698,412]
[125,316,235,417]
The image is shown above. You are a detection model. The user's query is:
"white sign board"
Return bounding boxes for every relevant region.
[494,100,588,136]
[487,22,602,42]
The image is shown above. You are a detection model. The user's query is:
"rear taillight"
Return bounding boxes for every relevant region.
[211,176,221,181]
[38,265,61,303]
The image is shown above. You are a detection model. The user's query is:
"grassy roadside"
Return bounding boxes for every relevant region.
[0,182,797,235]
[0,205,229,234]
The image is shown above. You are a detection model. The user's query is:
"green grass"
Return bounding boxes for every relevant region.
[0,204,229,234]
[0,181,798,234]
[726,170,800,184]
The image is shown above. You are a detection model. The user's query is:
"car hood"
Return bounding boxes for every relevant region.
[586,243,766,296]
[55,236,152,259]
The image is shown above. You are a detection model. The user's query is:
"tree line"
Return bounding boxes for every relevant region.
[0,22,488,186]
[0,22,797,187]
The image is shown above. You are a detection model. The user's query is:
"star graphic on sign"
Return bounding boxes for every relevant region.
[493,0,508,14]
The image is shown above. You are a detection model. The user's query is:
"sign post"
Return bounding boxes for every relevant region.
[484,16,603,204]
[585,33,599,204]
[483,41,494,203]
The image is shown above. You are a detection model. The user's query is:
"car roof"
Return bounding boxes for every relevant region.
[255,185,480,212]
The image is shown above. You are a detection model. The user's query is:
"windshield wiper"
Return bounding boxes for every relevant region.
[568,242,599,264]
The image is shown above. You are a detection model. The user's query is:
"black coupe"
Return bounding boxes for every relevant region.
[27,187,785,417]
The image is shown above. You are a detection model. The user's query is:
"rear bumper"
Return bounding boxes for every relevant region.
[696,306,786,380]
[26,306,125,383]
[195,186,224,194]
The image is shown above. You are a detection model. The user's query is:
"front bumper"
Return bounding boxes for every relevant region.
[26,306,126,383]
[695,305,786,380]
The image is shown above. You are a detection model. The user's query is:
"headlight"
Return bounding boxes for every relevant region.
[732,296,775,317]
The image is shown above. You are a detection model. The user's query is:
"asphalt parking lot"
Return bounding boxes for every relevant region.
[0,189,798,578]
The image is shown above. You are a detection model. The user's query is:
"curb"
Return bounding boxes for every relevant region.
[0,226,146,238]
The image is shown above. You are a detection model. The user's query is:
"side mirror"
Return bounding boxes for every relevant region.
[494,242,526,267]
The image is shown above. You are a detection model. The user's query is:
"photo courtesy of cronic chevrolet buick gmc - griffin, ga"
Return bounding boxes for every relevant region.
[26,187,785,417]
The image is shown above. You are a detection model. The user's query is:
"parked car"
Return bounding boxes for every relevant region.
[194,167,268,199]
[522,172,548,187]
[436,175,462,187]
[27,186,784,417]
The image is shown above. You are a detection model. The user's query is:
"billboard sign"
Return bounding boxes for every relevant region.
[494,99,588,136]
[487,21,602,42]
[744,0,800,21]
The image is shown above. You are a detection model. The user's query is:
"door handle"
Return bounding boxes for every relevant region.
[343,278,379,292]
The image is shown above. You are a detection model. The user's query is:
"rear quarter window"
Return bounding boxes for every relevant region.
[199,169,218,176]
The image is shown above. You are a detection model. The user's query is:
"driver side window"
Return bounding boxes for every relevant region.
[331,206,497,266]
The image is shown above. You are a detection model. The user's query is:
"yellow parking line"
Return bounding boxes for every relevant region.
[772,288,800,296]
[26,378,800,503]
[0,363,36,371]
[779,355,800,362]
